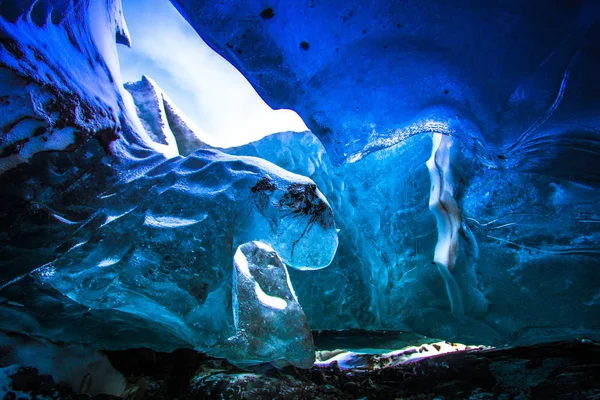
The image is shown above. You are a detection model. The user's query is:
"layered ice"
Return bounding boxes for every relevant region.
[173,0,600,185]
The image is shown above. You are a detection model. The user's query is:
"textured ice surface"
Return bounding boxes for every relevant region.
[173,0,600,183]
[229,241,315,368]
[1,0,600,367]
[0,0,336,367]
[226,130,600,346]
[0,147,337,365]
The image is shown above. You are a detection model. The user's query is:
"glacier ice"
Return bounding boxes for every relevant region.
[427,134,461,273]
[124,75,210,156]
[173,0,600,184]
[0,147,337,365]
[164,0,600,347]
[426,133,464,317]
[228,241,315,368]
[226,129,600,345]
[1,0,600,373]
[0,0,337,367]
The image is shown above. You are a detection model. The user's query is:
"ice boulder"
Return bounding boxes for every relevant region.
[228,241,315,368]
[1,148,337,365]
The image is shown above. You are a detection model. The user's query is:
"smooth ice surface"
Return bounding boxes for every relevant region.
[0,0,336,367]
[173,0,600,182]
[227,130,600,346]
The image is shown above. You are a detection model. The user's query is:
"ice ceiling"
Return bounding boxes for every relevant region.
[117,0,309,148]
[0,0,599,368]
[173,0,600,174]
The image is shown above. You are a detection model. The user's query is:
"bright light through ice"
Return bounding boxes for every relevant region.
[118,0,308,148]
[315,342,492,370]
[255,284,287,310]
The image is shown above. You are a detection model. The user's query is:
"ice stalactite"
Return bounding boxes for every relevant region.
[426,133,464,317]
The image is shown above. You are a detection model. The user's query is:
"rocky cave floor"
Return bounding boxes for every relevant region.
[4,337,600,400]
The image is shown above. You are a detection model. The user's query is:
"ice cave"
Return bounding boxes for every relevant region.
[1,0,599,398]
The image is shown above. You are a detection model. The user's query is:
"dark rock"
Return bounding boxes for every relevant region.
[10,367,54,393]
[104,340,600,398]
[260,7,275,20]
[310,369,328,385]
[4,339,598,399]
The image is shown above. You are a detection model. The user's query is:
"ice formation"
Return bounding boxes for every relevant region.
[0,145,337,365]
[0,0,337,368]
[426,133,465,317]
[0,0,599,382]
[173,0,600,181]
[124,75,210,156]
[427,134,460,273]
[229,241,315,368]
[168,0,600,348]
[227,130,600,345]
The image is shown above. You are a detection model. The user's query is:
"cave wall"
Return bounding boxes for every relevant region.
[227,130,600,346]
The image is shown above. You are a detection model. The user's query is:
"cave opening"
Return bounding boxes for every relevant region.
[115,0,488,356]
[1,0,599,398]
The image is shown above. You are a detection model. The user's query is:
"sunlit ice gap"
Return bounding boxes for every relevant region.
[0,0,600,397]
[117,0,307,148]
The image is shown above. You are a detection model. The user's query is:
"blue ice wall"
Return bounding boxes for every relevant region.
[173,0,600,185]
[227,131,600,346]
[172,0,600,344]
